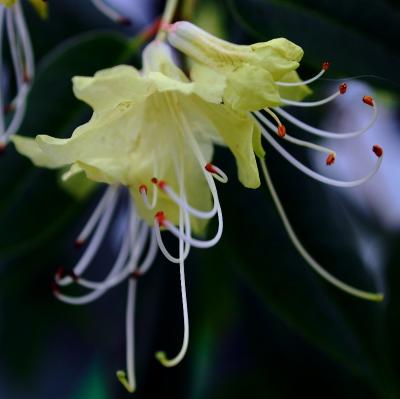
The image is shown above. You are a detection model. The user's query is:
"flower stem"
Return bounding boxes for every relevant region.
[156,0,179,41]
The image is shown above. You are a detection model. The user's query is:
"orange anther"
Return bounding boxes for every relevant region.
[326,153,335,166]
[155,211,166,226]
[158,180,166,190]
[363,96,374,107]
[277,124,286,138]
[322,61,330,71]
[372,145,383,158]
[139,184,148,194]
[339,83,347,94]
[205,163,217,173]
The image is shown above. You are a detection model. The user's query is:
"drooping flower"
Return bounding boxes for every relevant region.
[12,39,263,392]
[164,21,384,301]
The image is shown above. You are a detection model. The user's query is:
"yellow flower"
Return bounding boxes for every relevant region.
[12,41,263,233]
[166,20,385,303]
[167,21,310,111]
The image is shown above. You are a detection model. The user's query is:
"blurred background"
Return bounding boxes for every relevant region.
[1,0,400,397]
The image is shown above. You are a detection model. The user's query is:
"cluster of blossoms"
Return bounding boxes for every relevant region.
[6,0,384,393]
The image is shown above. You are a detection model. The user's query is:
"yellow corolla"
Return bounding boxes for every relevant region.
[12,41,263,233]
[0,0,48,18]
[166,21,310,111]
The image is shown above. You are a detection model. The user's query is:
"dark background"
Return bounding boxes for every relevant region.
[1,0,400,398]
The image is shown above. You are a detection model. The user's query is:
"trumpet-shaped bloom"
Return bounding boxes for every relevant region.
[13,41,262,231]
[12,40,263,392]
[166,21,384,301]
[167,21,310,112]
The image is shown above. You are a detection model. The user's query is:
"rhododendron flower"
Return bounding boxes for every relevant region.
[12,39,263,392]
[10,0,385,392]
[165,21,384,300]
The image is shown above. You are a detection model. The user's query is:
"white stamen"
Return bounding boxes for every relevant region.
[206,164,228,183]
[276,67,326,87]
[260,158,383,302]
[256,111,336,157]
[57,187,119,286]
[14,2,34,78]
[274,104,378,139]
[116,279,137,393]
[281,88,342,107]
[258,122,383,188]
[6,9,23,89]
[161,182,218,219]
[75,187,116,244]
[156,208,189,367]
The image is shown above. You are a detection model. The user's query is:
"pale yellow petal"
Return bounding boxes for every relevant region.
[72,65,150,112]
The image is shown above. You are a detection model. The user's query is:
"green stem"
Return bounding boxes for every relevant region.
[156,0,179,41]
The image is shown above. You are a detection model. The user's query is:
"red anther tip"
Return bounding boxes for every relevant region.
[131,270,142,280]
[74,239,84,249]
[155,211,166,226]
[0,143,6,155]
[339,83,347,94]
[322,61,330,71]
[326,153,336,166]
[277,124,286,138]
[139,184,148,194]
[117,17,132,26]
[363,95,374,107]
[205,163,217,173]
[151,177,158,184]
[51,282,59,294]
[372,145,383,158]
[158,180,166,190]
[55,266,65,280]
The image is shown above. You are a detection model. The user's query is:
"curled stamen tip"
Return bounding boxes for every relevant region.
[155,351,169,366]
[277,124,286,138]
[205,163,217,173]
[326,153,336,166]
[117,17,132,26]
[74,239,84,249]
[116,370,135,393]
[157,180,166,190]
[151,177,158,184]
[322,61,330,71]
[372,145,383,158]
[363,95,374,107]
[155,211,166,226]
[339,83,347,94]
[139,184,148,194]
